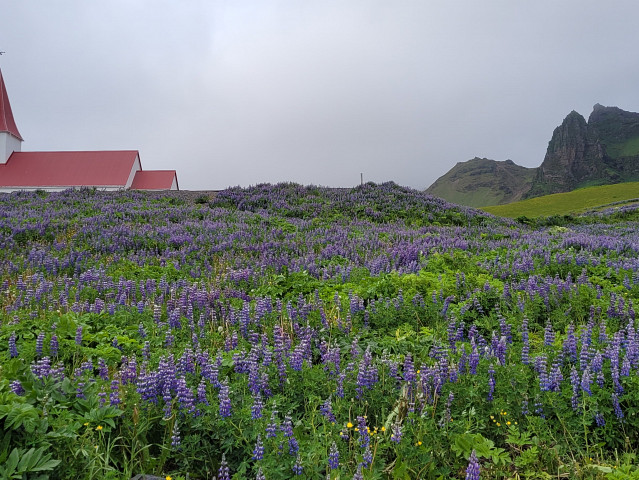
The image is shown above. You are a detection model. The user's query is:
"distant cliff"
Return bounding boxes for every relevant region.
[427,104,639,207]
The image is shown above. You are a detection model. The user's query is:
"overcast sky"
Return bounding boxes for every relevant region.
[2,1,639,190]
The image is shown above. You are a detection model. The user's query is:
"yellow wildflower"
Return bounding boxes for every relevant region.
[381,426,386,432]
[347,422,353,428]
[96,425,103,431]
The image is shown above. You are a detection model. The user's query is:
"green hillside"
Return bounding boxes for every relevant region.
[426,157,536,207]
[481,181,639,218]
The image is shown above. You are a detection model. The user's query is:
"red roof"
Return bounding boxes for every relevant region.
[131,170,178,190]
[0,150,140,187]
[0,69,23,141]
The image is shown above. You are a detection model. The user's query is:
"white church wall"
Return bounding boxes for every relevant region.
[0,132,21,164]
[124,154,142,188]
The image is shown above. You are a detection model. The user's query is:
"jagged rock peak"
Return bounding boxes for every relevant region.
[588,103,633,124]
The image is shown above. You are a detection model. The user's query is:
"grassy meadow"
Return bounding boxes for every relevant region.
[481,182,639,219]
[2,183,639,479]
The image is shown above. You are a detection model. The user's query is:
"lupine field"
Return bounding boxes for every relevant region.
[2,182,639,479]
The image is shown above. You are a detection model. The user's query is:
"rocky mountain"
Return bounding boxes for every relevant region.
[426,157,536,207]
[427,104,639,207]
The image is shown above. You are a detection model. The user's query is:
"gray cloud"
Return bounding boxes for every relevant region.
[2,1,639,189]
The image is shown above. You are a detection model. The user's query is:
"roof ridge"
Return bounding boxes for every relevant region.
[0,69,24,141]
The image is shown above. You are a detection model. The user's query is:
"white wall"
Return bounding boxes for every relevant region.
[124,154,142,188]
[0,132,22,164]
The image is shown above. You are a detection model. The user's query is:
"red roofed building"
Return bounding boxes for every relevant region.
[0,68,178,192]
[131,170,179,190]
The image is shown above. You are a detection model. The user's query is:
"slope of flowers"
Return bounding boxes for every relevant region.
[1,184,639,479]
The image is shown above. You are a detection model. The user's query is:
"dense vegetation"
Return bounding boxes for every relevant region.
[2,182,639,479]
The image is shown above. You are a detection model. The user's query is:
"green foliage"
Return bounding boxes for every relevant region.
[0,446,61,479]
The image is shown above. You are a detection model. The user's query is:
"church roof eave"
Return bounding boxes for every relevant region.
[0,68,24,141]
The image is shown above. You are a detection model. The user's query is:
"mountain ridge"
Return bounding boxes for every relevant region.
[427,104,639,207]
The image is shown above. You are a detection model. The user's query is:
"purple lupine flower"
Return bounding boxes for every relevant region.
[543,320,554,347]
[10,380,24,396]
[391,423,403,443]
[328,441,339,470]
[357,416,370,449]
[292,453,303,475]
[256,467,266,480]
[164,329,174,348]
[469,339,479,375]
[612,393,624,420]
[598,320,608,344]
[8,332,18,358]
[495,336,507,366]
[621,353,631,377]
[35,332,45,358]
[273,325,288,386]
[247,350,261,395]
[109,378,121,406]
[487,364,495,402]
[581,368,593,396]
[178,347,195,375]
[499,316,512,344]
[521,317,529,365]
[266,409,279,438]
[590,352,603,373]
[563,324,577,363]
[281,414,299,455]
[75,326,83,346]
[251,392,264,419]
[98,358,109,380]
[138,322,146,338]
[219,378,231,418]
[356,347,378,398]
[176,376,196,414]
[49,334,58,357]
[218,454,230,480]
[252,434,264,461]
[350,336,360,360]
[31,356,52,380]
[536,355,550,391]
[466,450,480,480]
[549,360,563,392]
[171,420,181,448]
[120,355,137,385]
[353,464,364,480]
[320,397,337,423]
[594,412,606,427]
[361,445,373,468]
[403,353,416,383]
[579,327,593,371]
[197,378,208,405]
